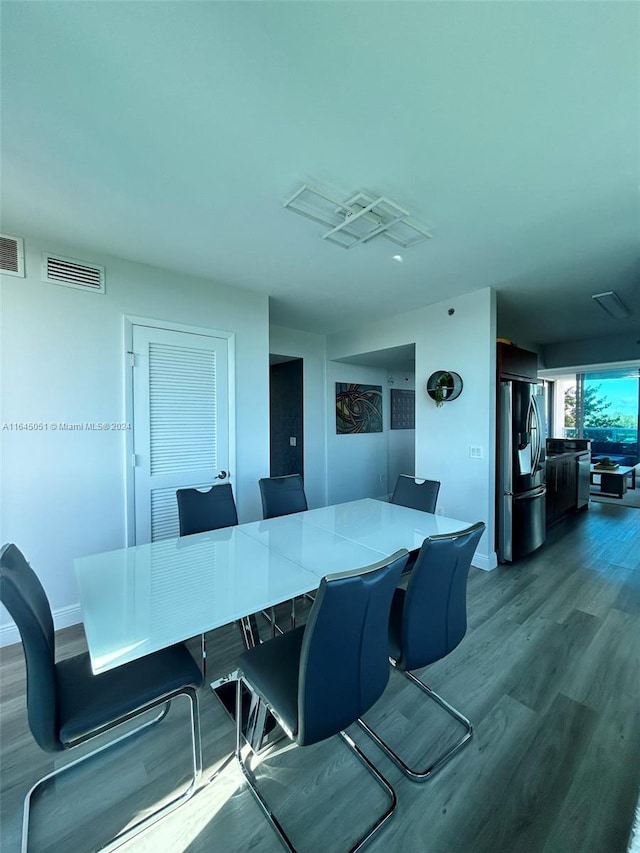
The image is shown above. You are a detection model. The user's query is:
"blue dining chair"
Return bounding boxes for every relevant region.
[258,473,312,629]
[177,482,239,535]
[390,474,440,513]
[258,473,308,519]
[357,522,486,782]
[236,549,409,852]
[177,482,276,656]
[390,474,441,574]
[177,483,247,665]
[0,542,203,853]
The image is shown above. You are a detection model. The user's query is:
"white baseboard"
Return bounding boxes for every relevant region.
[0,604,82,648]
[473,550,499,571]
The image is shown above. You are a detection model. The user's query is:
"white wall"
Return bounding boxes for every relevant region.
[269,328,416,507]
[387,373,416,492]
[1,245,498,646]
[327,287,497,570]
[327,363,389,503]
[269,325,328,509]
[1,235,271,641]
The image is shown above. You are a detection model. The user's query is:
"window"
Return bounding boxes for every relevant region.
[564,368,639,465]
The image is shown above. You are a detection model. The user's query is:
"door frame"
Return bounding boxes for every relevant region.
[123,315,236,546]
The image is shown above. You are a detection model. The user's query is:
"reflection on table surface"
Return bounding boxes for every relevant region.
[302,498,470,552]
[75,530,319,673]
[75,498,471,674]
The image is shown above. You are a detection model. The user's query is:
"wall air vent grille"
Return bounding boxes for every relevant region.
[42,253,105,294]
[0,234,25,277]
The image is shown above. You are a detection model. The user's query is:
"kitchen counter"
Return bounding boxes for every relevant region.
[546,451,590,525]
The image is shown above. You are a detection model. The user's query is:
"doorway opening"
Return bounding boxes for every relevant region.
[331,344,416,500]
[269,356,304,478]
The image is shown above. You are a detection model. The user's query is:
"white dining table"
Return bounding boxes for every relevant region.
[75,498,471,675]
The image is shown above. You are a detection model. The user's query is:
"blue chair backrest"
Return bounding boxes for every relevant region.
[296,549,409,746]
[0,543,63,752]
[177,483,238,536]
[259,474,308,520]
[391,475,440,514]
[398,522,485,671]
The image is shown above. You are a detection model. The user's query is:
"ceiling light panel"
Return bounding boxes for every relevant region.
[591,290,630,319]
[284,184,432,249]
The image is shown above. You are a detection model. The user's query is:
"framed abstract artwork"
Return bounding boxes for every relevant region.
[336,383,383,434]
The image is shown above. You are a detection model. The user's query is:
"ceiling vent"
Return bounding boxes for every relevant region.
[284,184,432,249]
[41,253,105,294]
[0,234,25,277]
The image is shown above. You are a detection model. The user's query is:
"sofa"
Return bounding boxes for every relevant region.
[590,441,639,467]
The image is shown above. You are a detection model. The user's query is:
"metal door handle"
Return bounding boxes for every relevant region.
[530,394,543,471]
[216,471,228,479]
[514,486,546,501]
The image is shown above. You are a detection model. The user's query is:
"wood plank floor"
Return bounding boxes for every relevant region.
[1,501,639,852]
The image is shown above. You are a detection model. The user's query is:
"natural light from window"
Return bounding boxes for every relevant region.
[561,368,639,465]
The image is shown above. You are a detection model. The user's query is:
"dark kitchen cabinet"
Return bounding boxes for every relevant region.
[546,455,577,525]
[497,342,539,382]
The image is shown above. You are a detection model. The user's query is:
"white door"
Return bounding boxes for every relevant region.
[132,324,230,543]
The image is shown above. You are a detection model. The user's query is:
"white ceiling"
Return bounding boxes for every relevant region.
[1,1,638,347]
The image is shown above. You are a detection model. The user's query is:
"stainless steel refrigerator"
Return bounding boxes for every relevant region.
[498,379,546,562]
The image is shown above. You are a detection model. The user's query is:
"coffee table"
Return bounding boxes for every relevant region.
[590,464,636,498]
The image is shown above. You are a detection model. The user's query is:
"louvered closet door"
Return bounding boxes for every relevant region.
[132,325,229,543]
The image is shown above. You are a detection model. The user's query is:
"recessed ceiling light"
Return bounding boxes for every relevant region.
[392,254,403,263]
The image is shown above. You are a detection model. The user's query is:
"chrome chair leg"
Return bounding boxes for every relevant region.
[235,677,397,853]
[336,730,397,852]
[201,633,207,678]
[245,687,270,753]
[356,665,473,783]
[238,616,259,648]
[247,608,285,640]
[261,607,285,638]
[21,689,202,853]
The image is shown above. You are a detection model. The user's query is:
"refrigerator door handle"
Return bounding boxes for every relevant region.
[530,393,543,472]
[514,486,547,501]
[518,395,535,475]
[500,381,513,494]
